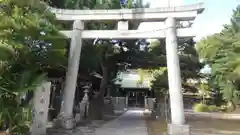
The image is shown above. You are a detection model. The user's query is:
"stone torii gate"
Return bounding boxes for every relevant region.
[50,3,204,134]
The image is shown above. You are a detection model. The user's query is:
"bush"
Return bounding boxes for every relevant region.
[208,105,220,112]
[193,103,221,112]
[193,103,209,112]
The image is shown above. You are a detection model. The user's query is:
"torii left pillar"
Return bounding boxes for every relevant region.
[58,20,84,129]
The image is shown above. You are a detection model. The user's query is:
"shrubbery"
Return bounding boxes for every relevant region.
[193,103,220,112]
[208,105,220,112]
[193,103,209,112]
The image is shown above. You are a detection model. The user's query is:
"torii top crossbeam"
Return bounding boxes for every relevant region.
[49,3,204,21]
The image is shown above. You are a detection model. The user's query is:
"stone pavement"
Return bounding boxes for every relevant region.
[92,108,148,135]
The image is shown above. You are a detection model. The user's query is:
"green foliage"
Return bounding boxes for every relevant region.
[0,0,67,71]
[148,38,202,97]
[49,0,149,76]
[208,105,220,112]
[150,67,168,97]
[136,69,151,86]
[0,44,14,61]
[0,71,46,134]
[193,103,210,112]
[196,5,240,106]
[193,104,220,112]
[0,0,67,133]
[198,82,212,104]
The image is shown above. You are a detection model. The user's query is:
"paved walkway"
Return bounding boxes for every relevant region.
[93,108,148,135]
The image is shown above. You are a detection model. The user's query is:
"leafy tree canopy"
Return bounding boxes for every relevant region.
[196,5,240,107]
[0,0,67,133]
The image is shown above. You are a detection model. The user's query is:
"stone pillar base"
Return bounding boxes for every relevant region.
[75,113,81,123]
[167,124,190,135]
[53,114,76,130]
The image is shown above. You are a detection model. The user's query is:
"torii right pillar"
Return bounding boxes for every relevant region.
[165,17,190,135]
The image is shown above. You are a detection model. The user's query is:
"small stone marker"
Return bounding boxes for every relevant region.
[31,82,51,135]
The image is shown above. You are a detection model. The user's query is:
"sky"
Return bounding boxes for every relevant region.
[138,0,239,74]
[140,0,239,41]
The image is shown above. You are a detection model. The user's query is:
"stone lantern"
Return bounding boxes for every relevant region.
[80,84,91,119]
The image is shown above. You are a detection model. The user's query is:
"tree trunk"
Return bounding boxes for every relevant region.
[88,94,104,120]
[88,65,108,120]
[104,87,114,115]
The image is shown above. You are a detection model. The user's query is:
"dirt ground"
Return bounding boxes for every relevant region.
[186,114,240,135]
[144,113,168,135]
[145,112,240,135]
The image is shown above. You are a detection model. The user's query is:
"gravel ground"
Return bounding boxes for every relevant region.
[145,110,240,135]
[47,112,124,135]
[187,115,240,135]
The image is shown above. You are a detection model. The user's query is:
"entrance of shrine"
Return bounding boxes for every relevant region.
[128,91,146,107]
[49,3,205,134]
